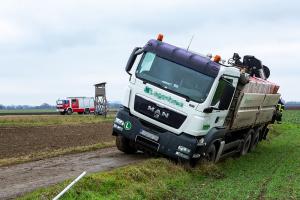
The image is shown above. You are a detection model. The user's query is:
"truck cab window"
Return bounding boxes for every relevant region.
[138,52,155,73]
[211,78,233,107]
[72,99,76,103]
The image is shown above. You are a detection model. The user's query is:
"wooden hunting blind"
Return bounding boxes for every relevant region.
[94,82,107,117]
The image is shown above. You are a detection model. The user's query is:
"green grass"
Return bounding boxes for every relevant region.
[282,109,300,124]
[19,110,300,200]
[0,109,56,114]
[0,115,114,127]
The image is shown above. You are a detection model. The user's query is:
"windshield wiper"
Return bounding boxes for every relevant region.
[142,78,163,89]
[141,77,191,102]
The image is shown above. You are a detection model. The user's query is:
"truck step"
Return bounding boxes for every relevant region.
[222,140,242,153]
[220,150,240,159]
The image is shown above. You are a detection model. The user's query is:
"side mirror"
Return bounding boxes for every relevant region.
[125,47,143,75]
[203,107,214,113]
[218,83,235,110]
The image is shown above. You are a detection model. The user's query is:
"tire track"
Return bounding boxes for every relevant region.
[0,147,147,199]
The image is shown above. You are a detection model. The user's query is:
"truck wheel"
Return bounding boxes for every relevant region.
[249,129,260,152]
[84,109,90,114]
[178,158,198,169]
[67,108,72,115]
[206,144,216,162]
[116,135,137,154]
[240,133,252,156]
[189,158,199,167]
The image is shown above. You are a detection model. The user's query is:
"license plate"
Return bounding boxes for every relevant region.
[139,130,159,142]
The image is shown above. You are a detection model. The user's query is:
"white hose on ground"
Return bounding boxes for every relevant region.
[52,171,87,200]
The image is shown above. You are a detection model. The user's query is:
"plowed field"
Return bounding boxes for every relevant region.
[0,122,114,159]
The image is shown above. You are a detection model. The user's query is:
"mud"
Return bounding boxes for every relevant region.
[0,147,147,199]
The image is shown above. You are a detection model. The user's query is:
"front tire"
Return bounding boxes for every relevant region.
[206,143,216,162]
[67,108,73,115]
[116,135,137,154]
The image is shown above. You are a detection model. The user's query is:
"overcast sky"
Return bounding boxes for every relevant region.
[0,0,299,105]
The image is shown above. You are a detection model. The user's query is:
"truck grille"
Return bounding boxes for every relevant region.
[134,95,187,129]
[135,135,160,151]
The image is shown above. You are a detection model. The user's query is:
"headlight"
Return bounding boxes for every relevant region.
[114,118,124,131]
[175,151,189,159]
[177,145,191,154]
[113,124,123,131]
[114,118,124,126]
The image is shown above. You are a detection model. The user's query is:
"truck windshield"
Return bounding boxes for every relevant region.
[57,100,68,104]
[135,52,215,103]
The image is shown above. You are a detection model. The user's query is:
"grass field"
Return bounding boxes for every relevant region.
[19,110,300,200]
[0,109,56,115]
[0,114,114,127]
[0,109,56,113]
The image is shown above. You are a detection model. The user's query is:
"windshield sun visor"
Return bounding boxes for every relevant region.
[143,39,220,78]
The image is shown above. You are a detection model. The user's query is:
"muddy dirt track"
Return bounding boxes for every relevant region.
[0,147,147,199]
[0,123,114,159]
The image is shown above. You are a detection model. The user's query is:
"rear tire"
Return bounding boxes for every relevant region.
[84,109,90,114]
[250,129,260,152]
[240,132,252,156]
[116,135,137,154]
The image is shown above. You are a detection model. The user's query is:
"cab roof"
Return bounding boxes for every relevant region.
[143,39,220,78]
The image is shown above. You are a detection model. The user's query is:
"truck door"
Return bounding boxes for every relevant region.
[71,99,79,109]
[210,76,238,127]
[63,100,70,110]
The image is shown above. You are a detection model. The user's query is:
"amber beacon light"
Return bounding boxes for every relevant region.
[214,55,221,63]
[157,34,164,41]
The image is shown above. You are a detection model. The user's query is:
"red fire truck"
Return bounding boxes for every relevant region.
[56,97,95,115]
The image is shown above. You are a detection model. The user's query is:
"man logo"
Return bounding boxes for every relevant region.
[147,105,155,112]
[154,109,161,119]
[162,111,169,118]
[147,105,169,119]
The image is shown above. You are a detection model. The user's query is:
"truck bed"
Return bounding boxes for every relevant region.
[230,92,280,129]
